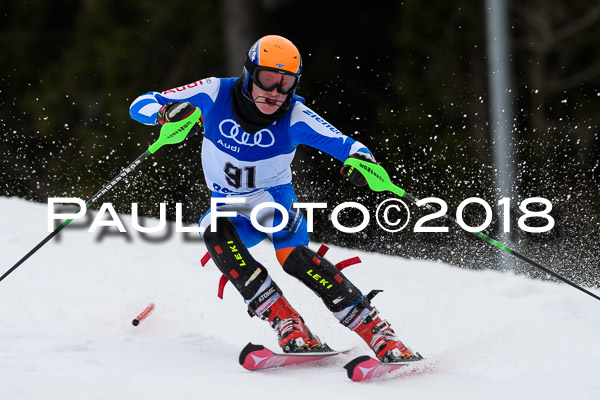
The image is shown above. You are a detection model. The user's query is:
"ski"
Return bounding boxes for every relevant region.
[343,355,429,382]
[239,342,347,371]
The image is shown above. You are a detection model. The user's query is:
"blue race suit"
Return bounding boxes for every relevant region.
[129,77,372,250]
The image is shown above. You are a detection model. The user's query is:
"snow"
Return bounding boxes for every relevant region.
[1,196,599,399]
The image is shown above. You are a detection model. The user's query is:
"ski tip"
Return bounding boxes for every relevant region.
[343,355,372,380]
[344,353,431,381]
[238,342,266,366]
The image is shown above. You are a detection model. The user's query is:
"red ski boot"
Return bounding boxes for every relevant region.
[340,296,421,363]
[248,283,329,353]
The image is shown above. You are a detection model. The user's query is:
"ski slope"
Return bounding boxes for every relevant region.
[1,197,599,399]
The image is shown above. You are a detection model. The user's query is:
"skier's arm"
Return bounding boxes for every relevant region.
[289,102,374,186]
[289,102,372,161]
[129,78,220,125]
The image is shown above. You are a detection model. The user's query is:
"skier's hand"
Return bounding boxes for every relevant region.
[341,152,376,187]
[157,102,197,125]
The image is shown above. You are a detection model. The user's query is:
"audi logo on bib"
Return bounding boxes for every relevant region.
[219,119,275,148]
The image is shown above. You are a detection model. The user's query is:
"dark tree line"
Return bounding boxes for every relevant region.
[1,0,599,284]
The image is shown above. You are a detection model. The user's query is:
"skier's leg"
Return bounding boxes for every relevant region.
[265,187,417,360]
[203,216,268,300]
[280,245,419,362]
[280,245,362,311]
[201,193,325,352]
[246,279,326,353]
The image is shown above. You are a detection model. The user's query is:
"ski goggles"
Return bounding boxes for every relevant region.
[251,68,300,95]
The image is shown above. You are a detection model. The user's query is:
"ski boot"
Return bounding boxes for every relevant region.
[248,282,330,353]
[341,296,422,363]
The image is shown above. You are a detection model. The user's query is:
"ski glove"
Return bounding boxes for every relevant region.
[157,102,197,125]
[341,152,376,187]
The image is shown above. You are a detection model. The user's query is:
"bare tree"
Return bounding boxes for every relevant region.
[220,0,255,77]
[513,1,600,142]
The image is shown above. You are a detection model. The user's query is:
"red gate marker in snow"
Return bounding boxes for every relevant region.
[132,303,155,326]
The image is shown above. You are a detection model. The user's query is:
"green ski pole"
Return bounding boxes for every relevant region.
[343,157,600,303]
[1,108,203,283]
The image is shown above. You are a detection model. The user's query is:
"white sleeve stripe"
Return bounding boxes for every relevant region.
[350,141,368,154]
[290,102,345,140]
[137,93,159,101]
[139,103,161,118]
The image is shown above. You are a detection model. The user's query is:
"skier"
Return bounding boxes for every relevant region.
[130,35,419,362]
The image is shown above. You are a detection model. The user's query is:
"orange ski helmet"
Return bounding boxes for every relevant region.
[242,35,302,108]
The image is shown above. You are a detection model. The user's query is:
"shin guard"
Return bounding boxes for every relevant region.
[281,245,363,312]
[203,217,268,300]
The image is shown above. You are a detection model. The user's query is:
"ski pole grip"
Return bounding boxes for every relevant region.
[343,158,406,197]
[148,108,202,154]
